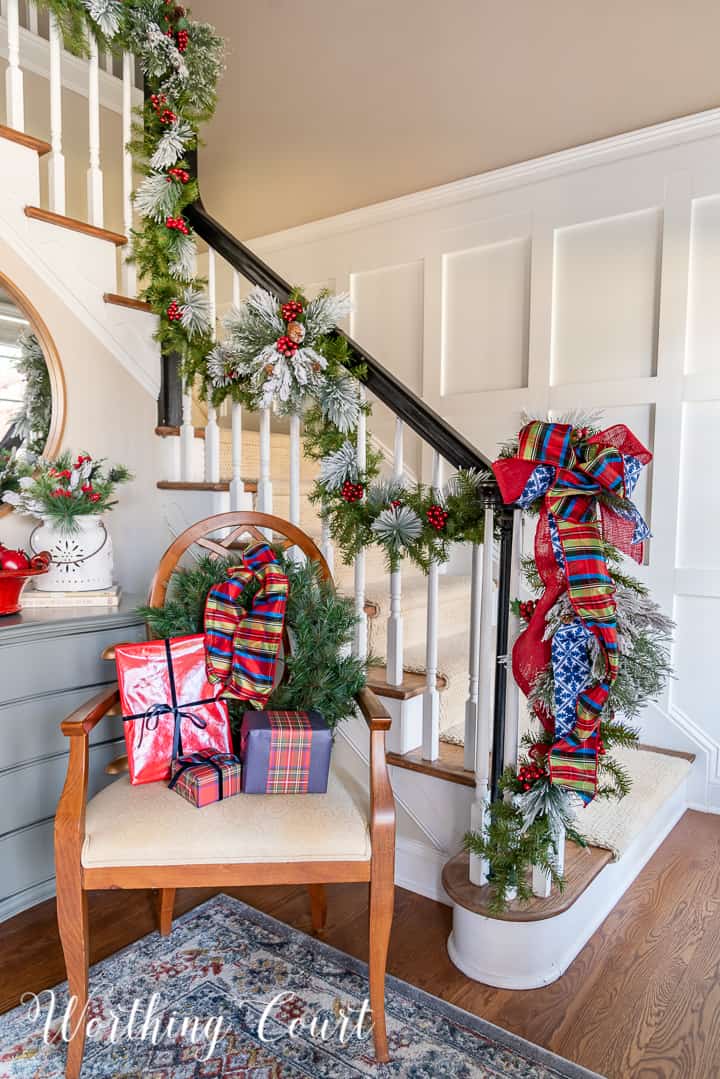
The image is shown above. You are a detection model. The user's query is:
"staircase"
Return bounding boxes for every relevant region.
[0,3,697,987]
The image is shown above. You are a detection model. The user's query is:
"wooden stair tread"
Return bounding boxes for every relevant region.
[156,425,206,439]
[0,124,51,155]
[442,846,613,922]
[367,664,447,700]
[24,206,127,246]
[156,480,258,493]
[104,293,153,313]
[387,741,474,787]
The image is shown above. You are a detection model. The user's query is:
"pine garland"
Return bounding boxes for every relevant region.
[8,332,52,457]
[139,551,366,731]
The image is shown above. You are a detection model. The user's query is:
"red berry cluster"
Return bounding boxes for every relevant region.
[341,481,364,503]
[166,215,189,234]
[150,93,176,125]
[276,335,298,357]
[176,28,189,51]
[597,737,606,757]
[81,484,101,503]
[167,300,182,322]
[517,762,546,791]
[281,300,303,322]
[167,167,190,184]
[51,488,73,499]
[519,599,538,623]
[426,503,449,531]
[74,454,91,469]
[390,499,402,509]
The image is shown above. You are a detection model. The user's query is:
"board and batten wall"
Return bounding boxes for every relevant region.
[249,108,720,812]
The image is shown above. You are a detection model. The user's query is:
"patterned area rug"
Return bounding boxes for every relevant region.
[0,893,602,1077]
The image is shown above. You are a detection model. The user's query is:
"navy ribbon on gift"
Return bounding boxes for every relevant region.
[123,638,218,760]
[167,751,240,800]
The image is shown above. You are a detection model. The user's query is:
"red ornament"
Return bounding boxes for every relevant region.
[281,300,303,322]
[167,300,182,322]
[166,215,189,235]
[519,598,538,623]
[167,167,190,184]
[426,503,449,531]
[276,335,298,357]
[0,548,29,572]
[517,761,546,792]
[341,481,364,503]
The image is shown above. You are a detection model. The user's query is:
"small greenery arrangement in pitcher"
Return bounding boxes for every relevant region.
[2,451,133,530]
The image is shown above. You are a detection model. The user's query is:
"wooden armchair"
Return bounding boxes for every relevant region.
[54,512,395,1079]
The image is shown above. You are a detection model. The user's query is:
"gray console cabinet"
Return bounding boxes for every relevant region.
[0,598,145,922]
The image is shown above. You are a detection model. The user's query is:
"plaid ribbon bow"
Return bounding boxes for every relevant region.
[493,421,652,802]
[204,542,289,704]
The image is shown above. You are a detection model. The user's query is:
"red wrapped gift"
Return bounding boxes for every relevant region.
[116,635,232,785]
[168,750,243,808]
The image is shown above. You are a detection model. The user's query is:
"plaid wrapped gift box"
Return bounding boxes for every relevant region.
[240,710,332,794]
[169,751,243,808]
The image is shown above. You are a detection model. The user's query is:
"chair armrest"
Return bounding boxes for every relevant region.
[60,684,120,739]
[355,686,391,732]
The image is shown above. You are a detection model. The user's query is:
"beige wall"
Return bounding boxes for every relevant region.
[193,0,720,239]
[0,240,165,595]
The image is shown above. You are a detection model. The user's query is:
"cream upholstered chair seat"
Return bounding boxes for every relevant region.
[82,758,371,868]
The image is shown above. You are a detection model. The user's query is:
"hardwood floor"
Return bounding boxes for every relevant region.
[2,809,719,1077]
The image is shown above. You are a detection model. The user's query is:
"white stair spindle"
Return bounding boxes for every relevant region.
[5,0,24,131]
[180,386,194,482]
[422,451,442,761]
[26,1,38,35]
[257,407,273,514]
[204,248,220,483]
[386,418,405,685]
[353,388,368,660]
[229,401,245,509]
[86,35,104,227]
[321,517,335,576]
[120,52,136,294]
[503,508,522,771]
[463,541,483,771]
[289,413,301,525]
[47,13,66,215]
[104,50,114,75]
[469,504,495,887]
[532,822,566,898]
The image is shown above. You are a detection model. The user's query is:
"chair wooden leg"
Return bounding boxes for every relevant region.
[56,881,89,1079]
[368,871,394,1063]
[155,888,176,936]
[306,884,327,934]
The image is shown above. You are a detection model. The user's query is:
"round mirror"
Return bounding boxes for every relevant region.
[0,273,65,519]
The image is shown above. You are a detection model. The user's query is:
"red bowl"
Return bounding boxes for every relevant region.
[0,566,49,616]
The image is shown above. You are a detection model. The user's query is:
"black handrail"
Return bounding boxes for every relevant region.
[186,198,495,479]
[181,189,514,804]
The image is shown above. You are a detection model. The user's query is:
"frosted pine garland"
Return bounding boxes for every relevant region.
[319,441,359,491]
[134,172,184,222]
[318,374,362,434]
[150,119,195,170]
[179,288,212,340]
[166,230,196,281]
[82,0,121,37]
[371,505,423,554]
[304,292,352,337]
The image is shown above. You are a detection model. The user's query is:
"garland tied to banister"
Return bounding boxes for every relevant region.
[492,421,652,802]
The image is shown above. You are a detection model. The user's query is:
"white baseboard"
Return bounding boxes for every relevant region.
[0,877,55,924]
[394,836,451,906]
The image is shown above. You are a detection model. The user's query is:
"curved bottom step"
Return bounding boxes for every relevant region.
[443,773,689,988]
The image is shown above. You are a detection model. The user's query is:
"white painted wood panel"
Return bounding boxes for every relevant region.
[249,110,720,809]
[442,237,530,394]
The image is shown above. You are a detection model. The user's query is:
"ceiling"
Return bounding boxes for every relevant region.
[192,0,720,239]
